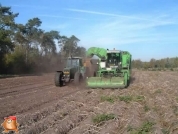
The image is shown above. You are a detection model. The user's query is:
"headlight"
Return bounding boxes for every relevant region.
[64,71,69,73]
[64,71,69,74]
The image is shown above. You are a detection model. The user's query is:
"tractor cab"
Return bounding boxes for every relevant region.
[65,57,83,68]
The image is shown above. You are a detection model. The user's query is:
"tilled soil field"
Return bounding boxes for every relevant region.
[0,71,178,134]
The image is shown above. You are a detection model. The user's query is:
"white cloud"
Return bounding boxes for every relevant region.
[78,12,176,49]
[64,8,174,23]
[62,8,176,49]
[38,15,87,20]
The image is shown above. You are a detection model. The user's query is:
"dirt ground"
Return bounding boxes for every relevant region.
[0,70,178,134]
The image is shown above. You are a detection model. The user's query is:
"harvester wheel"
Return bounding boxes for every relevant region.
[74,72,80,84]
[127,79,130,87]
[55,72,63,87]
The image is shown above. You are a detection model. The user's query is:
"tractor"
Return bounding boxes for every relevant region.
[54,56,86,87]
[86,47,132,89]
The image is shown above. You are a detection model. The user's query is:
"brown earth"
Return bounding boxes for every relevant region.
[0,70,178,134]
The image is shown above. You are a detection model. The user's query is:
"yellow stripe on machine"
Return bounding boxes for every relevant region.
[64,71,69,74]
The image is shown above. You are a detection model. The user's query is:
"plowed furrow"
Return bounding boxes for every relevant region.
[17,90,101,134]
[0,82,52,98]
[0,85,83,124]
[0,80,50,90]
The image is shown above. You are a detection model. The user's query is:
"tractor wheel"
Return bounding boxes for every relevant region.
[74,72,80,84]
[82,73,87,81]
[80,73,85,81]
[55,72,63,87]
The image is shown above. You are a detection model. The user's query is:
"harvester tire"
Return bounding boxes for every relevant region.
[127,79,130,87]
[55,72,63,87]
[74,72,80,84]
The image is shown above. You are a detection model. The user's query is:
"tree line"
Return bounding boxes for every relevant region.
[0,4,86,74]
[1,4,177,74]
[132,57,178,71]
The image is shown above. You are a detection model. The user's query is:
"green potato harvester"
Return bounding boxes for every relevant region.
[86,47,132,89]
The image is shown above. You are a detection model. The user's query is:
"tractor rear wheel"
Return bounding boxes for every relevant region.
[55,72,63,87]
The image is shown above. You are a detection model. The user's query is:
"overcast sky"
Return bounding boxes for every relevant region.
[1,0,178,61]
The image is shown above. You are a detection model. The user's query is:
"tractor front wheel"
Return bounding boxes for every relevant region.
[55,72,63,87]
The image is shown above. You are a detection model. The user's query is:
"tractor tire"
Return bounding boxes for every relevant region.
[81,73,85,81]
[74,72,80,85]
[55,72,63,87]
